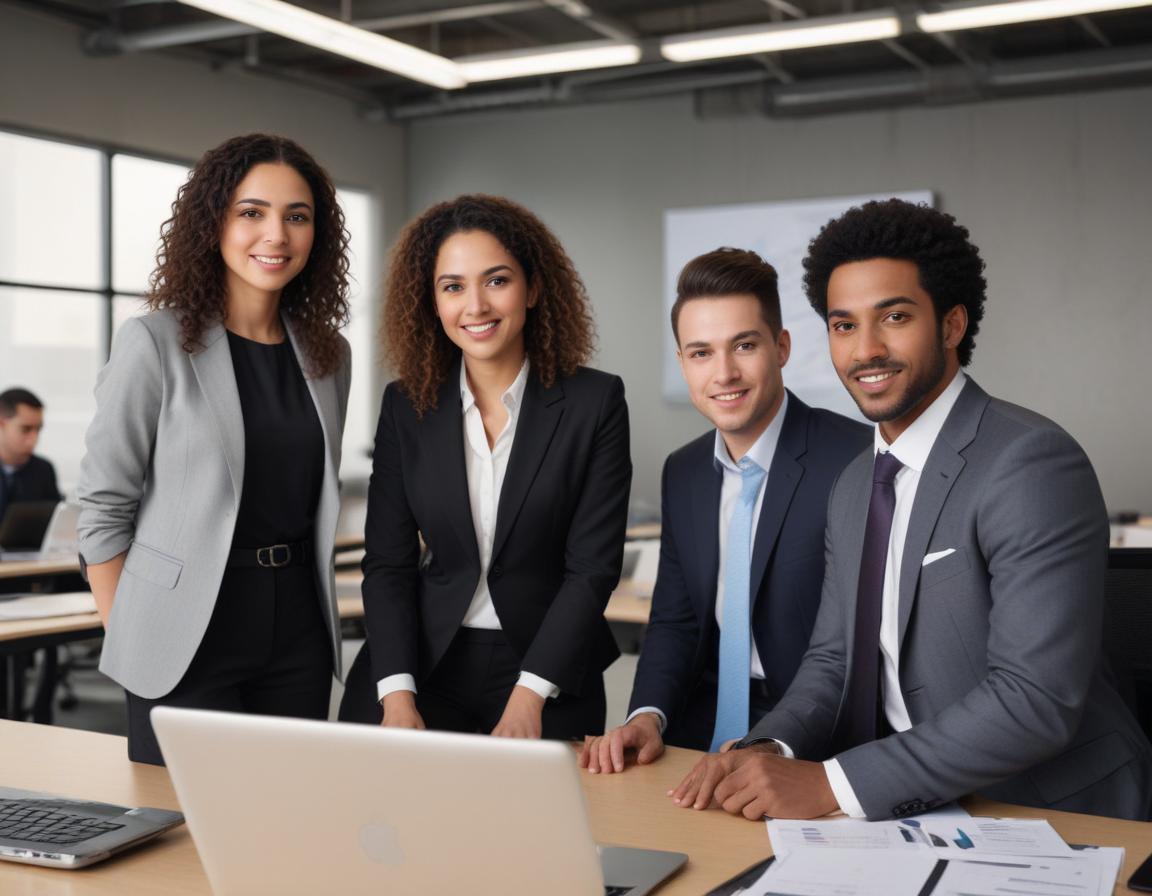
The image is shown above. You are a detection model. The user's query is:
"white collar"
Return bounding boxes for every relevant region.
[713,391,790,476]
[875,371,967,472]
[459,358,530,416]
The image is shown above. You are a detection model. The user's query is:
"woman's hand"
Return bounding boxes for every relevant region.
[491,685,545,739]
[380,691,426,729]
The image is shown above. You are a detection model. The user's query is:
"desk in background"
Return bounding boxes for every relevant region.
[0,720,1147,895]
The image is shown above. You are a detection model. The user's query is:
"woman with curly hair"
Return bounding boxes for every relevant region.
[339,195,631,740]
[76,134,352,764]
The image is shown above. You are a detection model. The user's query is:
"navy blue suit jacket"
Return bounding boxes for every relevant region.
[627,392,869,749]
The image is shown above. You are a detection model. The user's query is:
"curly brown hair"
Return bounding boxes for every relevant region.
[147,134,350,376]
[384,195,596,416]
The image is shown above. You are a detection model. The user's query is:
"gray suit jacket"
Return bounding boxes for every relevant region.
[77,310,351,699]
[744,378,1152,820]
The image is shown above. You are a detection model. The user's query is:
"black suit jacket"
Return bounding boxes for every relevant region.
[627,393,869,749]
[361,361,631,697]
[0,454,61,521]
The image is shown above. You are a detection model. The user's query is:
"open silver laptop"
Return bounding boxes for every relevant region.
[152,707,686,896]
[0,786,184,868]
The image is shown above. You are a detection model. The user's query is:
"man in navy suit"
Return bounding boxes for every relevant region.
[0,388,60,526]
[581,248,869,773]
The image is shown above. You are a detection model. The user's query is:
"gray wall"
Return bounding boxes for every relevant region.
[407,89,1152,513]
[0,3,406,412]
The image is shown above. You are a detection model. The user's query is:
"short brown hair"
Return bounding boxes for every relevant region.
[671,247,782,343]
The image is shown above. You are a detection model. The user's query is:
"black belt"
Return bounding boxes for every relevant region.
[226,540,311,569]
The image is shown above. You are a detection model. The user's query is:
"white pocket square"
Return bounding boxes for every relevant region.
[922,548,956,567]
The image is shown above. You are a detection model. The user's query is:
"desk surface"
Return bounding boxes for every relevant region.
[0,721,1146,895]
[0,596,365,647]
[0,535,367,582]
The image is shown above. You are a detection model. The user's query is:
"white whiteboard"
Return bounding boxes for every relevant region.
[663,190,933,419]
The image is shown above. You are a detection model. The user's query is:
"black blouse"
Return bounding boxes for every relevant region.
[227,331,325,548]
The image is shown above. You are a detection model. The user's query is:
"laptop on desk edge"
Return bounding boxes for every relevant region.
[152,707,686,896]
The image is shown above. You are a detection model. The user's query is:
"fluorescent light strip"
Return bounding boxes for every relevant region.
[661,11,901,62]
[457,40,642,82]
[918,0,1152,31]
[176,0,466,89]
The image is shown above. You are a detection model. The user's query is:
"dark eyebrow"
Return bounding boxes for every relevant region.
[234,199,313,210]
[730,330,762,343]
[827,296,917,319]
[435,264,514,285]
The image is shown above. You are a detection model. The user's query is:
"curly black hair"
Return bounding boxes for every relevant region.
[148,133,350,377]
[802,199,986,367]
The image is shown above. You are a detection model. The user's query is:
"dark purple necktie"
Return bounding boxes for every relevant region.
[838,450,904,749]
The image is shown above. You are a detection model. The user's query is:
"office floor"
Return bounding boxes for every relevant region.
[31,641,641,736]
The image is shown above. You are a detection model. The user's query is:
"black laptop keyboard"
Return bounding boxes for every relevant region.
[0,799,126,845]
[604,888,634,896]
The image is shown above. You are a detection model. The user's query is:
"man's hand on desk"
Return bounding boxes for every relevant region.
[669,746,838,820]
[380,691,426,729]
[490,685,544,739]
[579,713,665,774]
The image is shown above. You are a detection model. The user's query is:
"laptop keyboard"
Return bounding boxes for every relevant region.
[0,799,126,845]
[604,887,634,896]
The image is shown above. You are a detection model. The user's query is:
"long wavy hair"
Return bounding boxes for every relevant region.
[384,195,596,416]
[147,134,350,376]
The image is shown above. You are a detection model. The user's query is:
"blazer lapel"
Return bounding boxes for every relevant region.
[492,373,563,560]
[285,320,339,481]
[692,451,722,624]
[896,379,987,646]
[749,395,806,600]
[423,361,480,565]
[189,323,244,501]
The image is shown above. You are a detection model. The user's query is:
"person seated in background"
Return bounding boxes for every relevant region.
[580,248,868,773]
[670,199,1152,822]
[0,387,61,524]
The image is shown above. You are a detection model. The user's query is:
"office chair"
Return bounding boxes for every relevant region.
[1102,548,1152,742]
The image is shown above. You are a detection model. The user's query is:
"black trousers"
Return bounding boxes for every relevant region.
[339,629,606,740]
[125,563,333,766]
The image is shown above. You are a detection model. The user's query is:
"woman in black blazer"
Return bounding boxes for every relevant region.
[340,195,631,739]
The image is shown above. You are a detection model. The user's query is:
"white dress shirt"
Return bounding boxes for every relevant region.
[376,360,558,703]
[628,393,788,731]
[824,371,967,816]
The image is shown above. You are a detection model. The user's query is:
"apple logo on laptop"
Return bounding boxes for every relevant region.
[358,822,405,866]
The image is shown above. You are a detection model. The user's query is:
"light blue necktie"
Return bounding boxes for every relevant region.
[710,457,767,752]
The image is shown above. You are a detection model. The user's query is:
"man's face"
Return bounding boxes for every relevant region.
[676,294,790,461]
[826,258,966,443]
[0,404,45,467]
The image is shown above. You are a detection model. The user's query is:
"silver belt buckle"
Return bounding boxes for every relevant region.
[257,544,291,567]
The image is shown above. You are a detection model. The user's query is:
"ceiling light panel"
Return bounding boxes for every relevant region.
[660,11,902,62]
[176,0,466,89]
[456,40,642,82]
[917,0,1152,32]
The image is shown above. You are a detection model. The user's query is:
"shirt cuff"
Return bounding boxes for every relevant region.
[824,758,867,818]
[376,674,417,703]
[517,671,560,700]
[739,736,795,758]
[624,706,668,733]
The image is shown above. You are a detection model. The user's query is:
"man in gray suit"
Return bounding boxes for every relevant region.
[670,199,1152,821]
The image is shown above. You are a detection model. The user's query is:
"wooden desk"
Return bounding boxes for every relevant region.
[0,723,1146,895]
[335,569,653,627]
[0,536,364,584]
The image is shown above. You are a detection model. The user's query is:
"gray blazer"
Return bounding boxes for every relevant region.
[77,310,351,699]
[744,378,1152,820]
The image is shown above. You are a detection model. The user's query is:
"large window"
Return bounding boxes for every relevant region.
[0,128,376,491]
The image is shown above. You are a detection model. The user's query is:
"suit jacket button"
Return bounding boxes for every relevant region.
[491,565,502,578]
